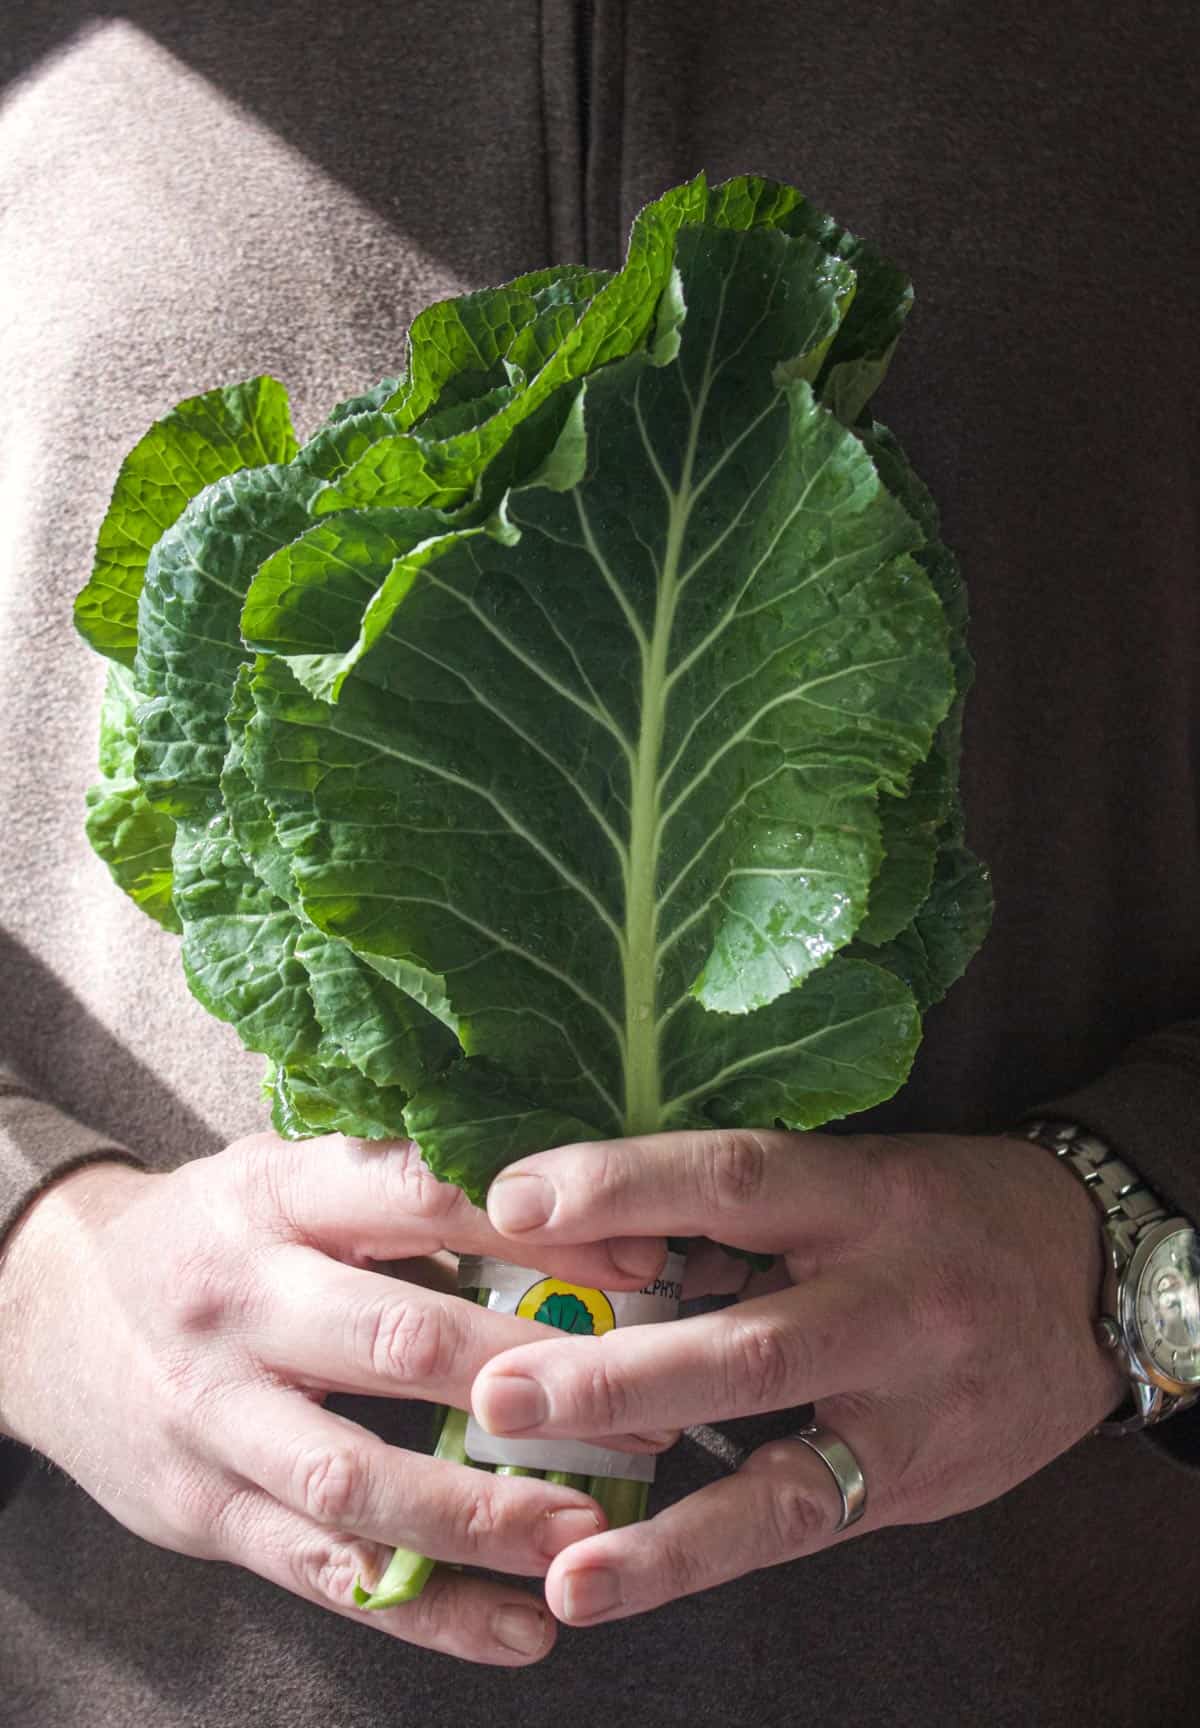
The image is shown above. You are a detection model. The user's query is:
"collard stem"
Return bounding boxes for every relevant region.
[587,1474,650,1529]
[353,1405,473,1609]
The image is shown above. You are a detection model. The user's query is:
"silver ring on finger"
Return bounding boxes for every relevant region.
[786,1423,867,1532]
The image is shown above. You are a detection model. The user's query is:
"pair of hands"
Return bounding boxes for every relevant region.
[0,1125,1125,1666]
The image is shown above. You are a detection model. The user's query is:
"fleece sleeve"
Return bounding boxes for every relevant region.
[1029,1018,1200,1469]
[0,1065,143,1254]
[0,1065,144,1509]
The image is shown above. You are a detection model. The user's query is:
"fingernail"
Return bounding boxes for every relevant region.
[492,1602,548,1655]
[608,1236,666,1280]
[537,1506,603,1559]
[475,1372,548,1434]
[561,1566,621,1623]
[489,1173,555,1233]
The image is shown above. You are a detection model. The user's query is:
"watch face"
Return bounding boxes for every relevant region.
[1134,1227,1200,1387]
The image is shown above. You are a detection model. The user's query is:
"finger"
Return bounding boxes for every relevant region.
[228,1132,664,1288]
[252,1246,675,1452]
[680,1238,752,1299]
[543,1398,884,1626]
[678,1241,793,1300]
[485,1128,880,1254]
[208,1383,609,1576]
[221,1487,557,1664]
[473,1274,899,1439]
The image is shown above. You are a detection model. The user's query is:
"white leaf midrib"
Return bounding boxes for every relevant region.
[620,270,731,1133]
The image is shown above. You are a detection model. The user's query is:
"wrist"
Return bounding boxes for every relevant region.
[1018,1120,1200,1430]
[0,1160,148,1444]
[995,1132,1129,1425]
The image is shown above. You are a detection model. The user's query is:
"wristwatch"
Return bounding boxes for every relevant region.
[1022,1119,1200,1432]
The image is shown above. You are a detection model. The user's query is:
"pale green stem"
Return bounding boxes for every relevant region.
[354,1406,473,1609]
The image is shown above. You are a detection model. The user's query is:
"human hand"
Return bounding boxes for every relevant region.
[0,1132,667,1664]
[472,1128,1129,1626]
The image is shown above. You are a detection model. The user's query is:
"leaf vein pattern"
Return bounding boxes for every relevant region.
[453,1002,620,1123]
[514,578,635,769]
[659,656,911,836]
[306,889,624,1048]
[572,491,649,660]
[426,557,634,767]
[667,438,845,690]
[659,1004,911,1111]
[326,698,627,951]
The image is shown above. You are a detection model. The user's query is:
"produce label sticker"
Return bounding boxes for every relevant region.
[458,1252,686,1481]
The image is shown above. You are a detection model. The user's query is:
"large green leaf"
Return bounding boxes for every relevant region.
[130,459,455,1112]
[73,170,989,1218]
[855,840,993,1011]
[268,1061,412,1142]
[172,809,326,1066]
[241,221,954,1199]
[84,665,180,931]
[133,463,325,818]
[402,1060,601,1210]
[307,181,714,515]
[75,377,297,666]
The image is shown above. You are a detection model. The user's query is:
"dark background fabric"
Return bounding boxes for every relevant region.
[1,3,1198,1723]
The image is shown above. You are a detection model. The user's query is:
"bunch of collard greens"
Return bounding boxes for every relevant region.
[76,174,991,1205]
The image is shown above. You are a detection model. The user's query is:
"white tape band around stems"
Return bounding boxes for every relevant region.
[458,1252,686,1482]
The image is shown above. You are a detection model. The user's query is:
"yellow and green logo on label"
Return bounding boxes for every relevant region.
[517,1277,616,1336]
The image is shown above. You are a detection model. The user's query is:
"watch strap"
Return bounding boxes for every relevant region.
[1021,1118,1200,1431]
[1022,1118,1169,1253]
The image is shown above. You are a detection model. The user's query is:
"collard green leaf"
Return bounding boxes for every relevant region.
[74,170,989,1213]
[84,663,180,930]
[133,464,324,817]
[241,219,954,1197]
[295,924,457,1091]
[671,957,921,1130]
[172,810,325,1066]
[402,1060,601,1210]
[855,840,992,1011]
[129,455,454,1098]
[75,377,298,666]
[309,182,710,515]
[220,663,295,904]
[318,375,403,428]
[704,175,913,425]
[84,781,180,932]
[270,1062,412,1141]
[386,265,610,427]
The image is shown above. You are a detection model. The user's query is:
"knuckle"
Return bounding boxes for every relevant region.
[294,1442,371,1529]
[168,1464,250,1555]
[725,1316,798,1411]
[165,1244,243,1335]
[764,1479,829,1555]
[225,1135,294,1228]
[375,1140,461,1225]
[454,1482,502,1559]
[295,1539,363,1606]
[580,1346,631,1431]
[697,1130,767,1218]
[657,1533,707,1599]
[358,1295,452,1389]
[401,1569,457,1644]
[591,1138,632,1208]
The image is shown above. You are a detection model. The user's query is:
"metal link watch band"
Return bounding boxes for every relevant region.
[1023,1119,1168,1248]
[1022,1118,1200,1431]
